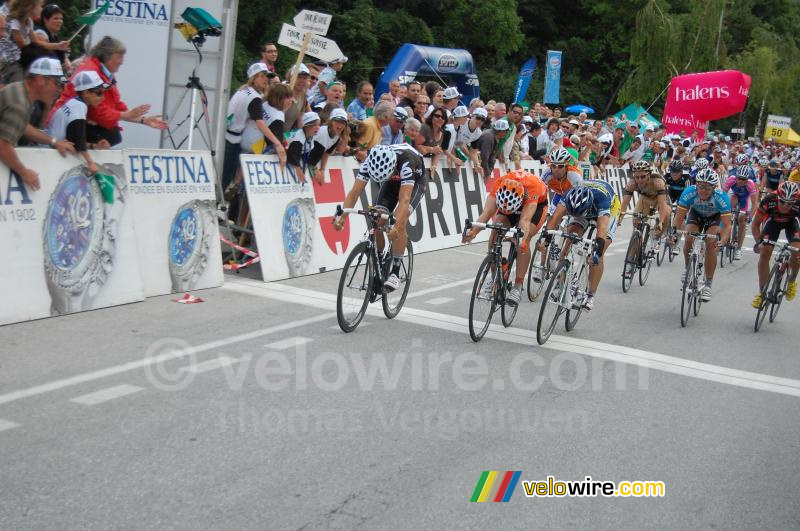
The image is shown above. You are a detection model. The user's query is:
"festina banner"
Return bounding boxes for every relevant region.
[543,50,562,104]
[513,57,537,104]
[665,70,751,122]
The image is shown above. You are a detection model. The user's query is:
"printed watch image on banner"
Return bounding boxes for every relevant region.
[283,197,316,277]
[168,199,216,292]
[43,163,127,315]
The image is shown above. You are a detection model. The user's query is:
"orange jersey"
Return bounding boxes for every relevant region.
[542,165,582,195]
[490,171,548,207]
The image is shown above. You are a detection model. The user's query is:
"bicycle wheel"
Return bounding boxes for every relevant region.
[537,260,569,345]
[381,240,414,319]
[693,262,703,317]
[656,232,667,266]
[668,232,680,262]
[728,220,738,264]
[754,265,777,332]
[639,224,654,286]
[336,242,373,333]
[468,254,498,342]
[501,243,519,327]
[622,231,639,293]
[680,255,695,327]
[769,268,788,323]
[526,239,547,302]
[565,262,589,331]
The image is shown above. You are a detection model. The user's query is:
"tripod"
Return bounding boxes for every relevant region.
[164,43,215,155]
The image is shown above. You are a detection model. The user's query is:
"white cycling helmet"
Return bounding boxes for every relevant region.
[694,158,709,170]
[364,145,397,183]
[631,160,651,172]
[550,148,571,165]
[695,168,719,187]
[495,178,526,215]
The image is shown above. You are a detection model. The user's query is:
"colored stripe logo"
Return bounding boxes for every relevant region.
[470,471,521,502]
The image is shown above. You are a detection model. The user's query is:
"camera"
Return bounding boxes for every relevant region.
[174,7,222,46]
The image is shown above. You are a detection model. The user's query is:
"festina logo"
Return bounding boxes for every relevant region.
[674,85,730,101]
[98,1,168,20]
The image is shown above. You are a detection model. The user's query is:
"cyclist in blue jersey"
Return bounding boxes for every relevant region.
[665,160,691,204]
[672,169,732,301]
[542,180,621,310]
[689,157,709,182]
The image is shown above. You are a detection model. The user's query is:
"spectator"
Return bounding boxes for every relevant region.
[495,102,506,119]
[314,80,344,112]
[33,4,70,75]
[544,118,559,141]
[241,81,293,155]
[308,55,347,106]
[601,116,615,135]
[553,107,562,118]
[47,70,109,174]
[388,79,399,101]
[468,97,484,113]
[416,107,447,158]
[424,80,442,105]
[352,100,392,162]
[0,57,75,190]
[0,0,69,84]
[283,63,310,132]
[381,106,407,145]
[260,42,278,75]
[527,120,551,161]
[397,79,420,110]
[441,86,460,114]
[444,105,468,169]
[394,83,406,105]
[455,107,486,171]
[346,80,373,120]
[484,100,496,125]
[403,117,421,145]
[310,107,348,178]
[286,111,321,184]
[378,93,393,103]
[475,119,509,181]
[426,87,444,118]
[412,93,429,122]
[50,36,167,147]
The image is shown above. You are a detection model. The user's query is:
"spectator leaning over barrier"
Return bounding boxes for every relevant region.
[51,36,167,147]
[260,42,278,75]
[284,63,310,131]
[346,80,373,121]
[352,100,392,162]
[240,81,293,156]
[47,70,109,175]
[454,106,486,172]
[475,119,509,181]
[381,105,407,146]
[0,57,75,190]
[286,111,321,184]
[439,105,465,170]
[305,107,348,181]
[403,116,421,145]
[0,0,69,84]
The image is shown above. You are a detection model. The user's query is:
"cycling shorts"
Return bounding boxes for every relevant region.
[762,218,800,243]
[568,214,618,244]
[686,210,721,232]
[374,173,430,216]
[504,200,548,229]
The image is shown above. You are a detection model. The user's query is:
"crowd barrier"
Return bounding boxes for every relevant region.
[1,149,223,326]
[241,155,633,282]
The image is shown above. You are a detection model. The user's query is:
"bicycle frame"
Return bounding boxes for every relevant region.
[463,219,522,303]
[339,206,395,296]
[541,228,596,311]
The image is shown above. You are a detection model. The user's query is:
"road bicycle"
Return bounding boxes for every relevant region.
[334,206,413,333]
[678,231,718,327]
[754,239,800,332]
[464,219,523,342]
[658,204,679,266]
[536,227,597,345]
[526,219,564,302]
[621,212,659,292]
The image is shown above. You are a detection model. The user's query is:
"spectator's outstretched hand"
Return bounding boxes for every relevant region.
[143,116,168,130]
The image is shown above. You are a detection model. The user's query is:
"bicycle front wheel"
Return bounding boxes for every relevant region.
[769,268,788,323]
[526,239,547,302]
[639,224,654,286]
[537,260,568,345]
[501,243,519,328]
[754,265,776,332]
[622,231,639,293]
[382,241,414,319]
[680,255,695,327]
[336,242,373,333]
[469,254,498,342]
[565,262,589,331]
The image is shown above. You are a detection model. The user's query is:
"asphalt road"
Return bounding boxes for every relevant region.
[1,222,799,530]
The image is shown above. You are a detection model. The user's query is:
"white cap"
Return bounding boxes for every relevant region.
[329,108,348,122]
[290,63,311,76]
[443,87,461,100]
[645,124,655,131]
[302,112,320,126]
[330,56,348,64]
[28,57,66,82]
[247,62,269,79]
[473,107,488,119]
[568,119,580,126]
[452,105,469,118]
[72,70,109,91]
[598,133,613,144]
[493,119,510,131]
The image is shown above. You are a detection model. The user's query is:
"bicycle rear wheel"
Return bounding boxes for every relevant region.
[769,268,787,323]
[382,241,414,319]
[639,224,654,286]
[526,239,547,302]
[336,242,373,333]
[754,265,776,332]
[565,262,588,331]
[622,231,639,293]
[501,242,519,328]
[537,260,568,345]
[680,255,695,327]
[468,254,497,342]
[669,232,680,262]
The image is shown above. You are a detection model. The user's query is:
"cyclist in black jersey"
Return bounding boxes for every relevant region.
[666,160,691,204]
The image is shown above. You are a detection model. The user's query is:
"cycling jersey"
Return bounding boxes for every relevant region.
[666,173,691,203]
[789,169,800,183]
[356,144,425,187]
[541,166,582,195]
[678,185,731,217]
[623,174,666,199]
[721,175,757,210]
[489,171,548,211]
[763,169,783,190]
[566,181,621,219]
[757,193,800,223]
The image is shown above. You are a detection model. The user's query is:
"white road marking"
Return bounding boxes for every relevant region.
[222,278,800,399]
[0,312,334,407]
[180,356,239,374]
[265,336,313,350]
[406,278,473,299]
[425,297,454,305]
[0,419,19,432]
[69,384,143,406]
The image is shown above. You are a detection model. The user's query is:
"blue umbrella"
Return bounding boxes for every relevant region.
[565,104,595,115]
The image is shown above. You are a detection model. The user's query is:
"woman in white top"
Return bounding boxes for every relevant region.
[240,82,293,155]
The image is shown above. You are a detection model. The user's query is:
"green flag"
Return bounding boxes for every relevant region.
[94,172,115,204]
[76,0,110,25]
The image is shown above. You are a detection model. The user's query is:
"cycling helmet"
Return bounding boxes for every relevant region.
[495,178,526,214]
[364,145,397,183]
[734,153,749,165]
[777,181,800,203]
[768,158,780,168]
[631,160,651,172]
[694,158,709,170]
[735,165,751,179]
[565,185,593,216]
[668,160,684,173]
[550,148,571,165]
[695,168,720,187]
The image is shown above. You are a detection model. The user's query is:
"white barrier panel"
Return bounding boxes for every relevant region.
[125,149,224,296]
[0,150,145,325]
[241,155,492,281]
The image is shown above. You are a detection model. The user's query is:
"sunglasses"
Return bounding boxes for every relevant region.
[88,88,104,96]
[697,184,715,190]
[778,198,796,205]
[433,114,446,120]
[474,116,486,122]
[552,164,566,169]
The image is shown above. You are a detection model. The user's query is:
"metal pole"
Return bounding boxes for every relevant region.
[754,96,766,139]
[188,85,198,149]
[213,0,239,181]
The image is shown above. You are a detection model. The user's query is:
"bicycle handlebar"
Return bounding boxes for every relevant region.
[760,239,800,251]
[463,219,523,238]
[674,230,720,240]
[334,205,394,224]
[542,229,596,247]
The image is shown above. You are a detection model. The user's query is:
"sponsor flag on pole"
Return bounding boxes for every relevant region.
[76,0,111,25]
[543,50,562,105]
[513,57,537,104]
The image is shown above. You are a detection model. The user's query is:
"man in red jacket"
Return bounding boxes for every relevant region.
[49,36,166,146]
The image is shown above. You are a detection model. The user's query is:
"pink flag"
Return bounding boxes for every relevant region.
[665,70,751,121]
[662,99,709,139]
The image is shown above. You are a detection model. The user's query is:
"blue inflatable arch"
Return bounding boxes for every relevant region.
[375,44,480,106]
